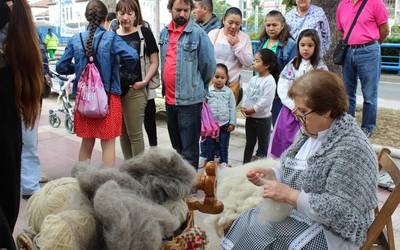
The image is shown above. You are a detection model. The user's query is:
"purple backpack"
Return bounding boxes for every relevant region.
[75,32,108,118]
[201,102,220,141]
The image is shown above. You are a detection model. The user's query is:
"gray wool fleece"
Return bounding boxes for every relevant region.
[281,113,378,246]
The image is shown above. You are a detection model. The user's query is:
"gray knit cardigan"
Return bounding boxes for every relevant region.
[281,113,378,246]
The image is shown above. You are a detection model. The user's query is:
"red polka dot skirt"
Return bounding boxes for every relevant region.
[74,94,122,139]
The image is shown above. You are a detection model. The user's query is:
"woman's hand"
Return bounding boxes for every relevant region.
[132,80,147,90]
[227,34,240,46]
[240,108,255,117]
[262,180,300,207]
[246,167,276,186]
[227,124,235,132]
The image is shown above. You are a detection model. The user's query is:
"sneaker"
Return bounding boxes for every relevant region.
[361,128,374,138]
[251,155,260,162]
[22,194,32,200]
[40,174,49,183]
[198,157,207,169]
[378,171,395,191]
[220,162,229,169]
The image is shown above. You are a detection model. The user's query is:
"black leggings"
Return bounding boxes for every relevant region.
[144,99,157,146]
[243,117,272,163]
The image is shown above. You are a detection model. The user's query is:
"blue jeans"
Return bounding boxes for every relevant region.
[204,124,231,164]
[21,117,41,195]
[343,42,380,132]
[166,103,202,169]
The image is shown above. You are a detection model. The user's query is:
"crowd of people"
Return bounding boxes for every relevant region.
[0,0,391,248]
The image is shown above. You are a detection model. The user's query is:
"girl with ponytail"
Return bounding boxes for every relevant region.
[1,0,43,247]
[56,0,138,166]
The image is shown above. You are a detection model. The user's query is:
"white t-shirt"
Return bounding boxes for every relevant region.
[241,74,276,118]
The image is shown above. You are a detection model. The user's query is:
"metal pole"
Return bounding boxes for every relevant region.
[59,0,61,33]
[154,0,160,42]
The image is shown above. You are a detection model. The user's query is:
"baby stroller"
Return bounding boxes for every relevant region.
[48,69,75,134]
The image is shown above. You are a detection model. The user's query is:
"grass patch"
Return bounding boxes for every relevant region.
[356,107,400,148]
[236,106,400,148]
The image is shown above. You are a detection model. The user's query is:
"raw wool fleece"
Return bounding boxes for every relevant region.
[120,147,197,203]
[93,180,180,250]
[282,113,378,245]
[70,147,195,249]
[207,158,279,237]
[75,166,145,200]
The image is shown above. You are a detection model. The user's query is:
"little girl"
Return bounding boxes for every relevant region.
[270,29,328,159]
[204,64,237,168]
[241,49,277,164]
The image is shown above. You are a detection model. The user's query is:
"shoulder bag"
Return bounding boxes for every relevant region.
[138,26,160,89]
[333,0,368,65]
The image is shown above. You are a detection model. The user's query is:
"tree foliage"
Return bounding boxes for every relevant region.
[247,14,264,33]
[213,0,231,19]
[251,0,261,10]
[282,0,295,9]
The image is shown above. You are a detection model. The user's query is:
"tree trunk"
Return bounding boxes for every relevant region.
[313,0,341,74]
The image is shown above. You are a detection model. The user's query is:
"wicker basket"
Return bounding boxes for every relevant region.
[161,210,195,250]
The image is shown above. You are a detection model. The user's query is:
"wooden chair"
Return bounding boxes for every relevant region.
[361,148,400,250]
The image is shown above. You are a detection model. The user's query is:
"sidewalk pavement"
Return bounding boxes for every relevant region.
[13,96,400,249]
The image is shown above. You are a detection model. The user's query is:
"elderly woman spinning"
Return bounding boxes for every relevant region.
[222,70,378,250]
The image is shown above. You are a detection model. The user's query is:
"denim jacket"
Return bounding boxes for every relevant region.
[197,14,221,34]
[159,19,216,106]
[257,37,297,79]
[56,26,138,96]
[207,85,236,126]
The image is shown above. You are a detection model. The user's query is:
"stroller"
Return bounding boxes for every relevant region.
[48,68,75,134]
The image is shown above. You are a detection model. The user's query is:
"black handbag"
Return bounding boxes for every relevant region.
[333,41,348,65]
[333,0,368,65]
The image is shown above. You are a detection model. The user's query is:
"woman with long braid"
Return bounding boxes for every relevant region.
[1,0,43,247]
[57,0,138,166]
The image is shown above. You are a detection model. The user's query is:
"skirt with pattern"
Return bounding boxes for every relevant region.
[74,94,122,139]
[222,206,328,250]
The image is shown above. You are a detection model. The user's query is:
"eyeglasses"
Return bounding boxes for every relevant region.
[294,110,314,124]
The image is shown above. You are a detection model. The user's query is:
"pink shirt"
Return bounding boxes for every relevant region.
[208,29,253,83]
[336,0,388,45]
[163,21,186,105]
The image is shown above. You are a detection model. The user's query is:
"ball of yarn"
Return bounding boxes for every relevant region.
[36,209,97,250]
[27,177,81,233]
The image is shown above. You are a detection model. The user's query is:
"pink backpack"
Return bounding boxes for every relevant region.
[75,32,108,118]
[201,102,220,141]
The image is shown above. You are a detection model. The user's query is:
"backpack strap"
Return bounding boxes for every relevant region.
[79,33,86,55]
[79,31,111,94]
[79,31,106,59]
[137,25,147,82]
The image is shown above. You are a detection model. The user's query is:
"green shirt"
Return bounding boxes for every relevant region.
[262,38,280,53]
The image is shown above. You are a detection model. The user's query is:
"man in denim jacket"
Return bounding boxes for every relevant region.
[160,0,216,169]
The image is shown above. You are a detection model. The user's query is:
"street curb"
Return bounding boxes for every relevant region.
[227,117,400,159]
[154,96,400,159]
